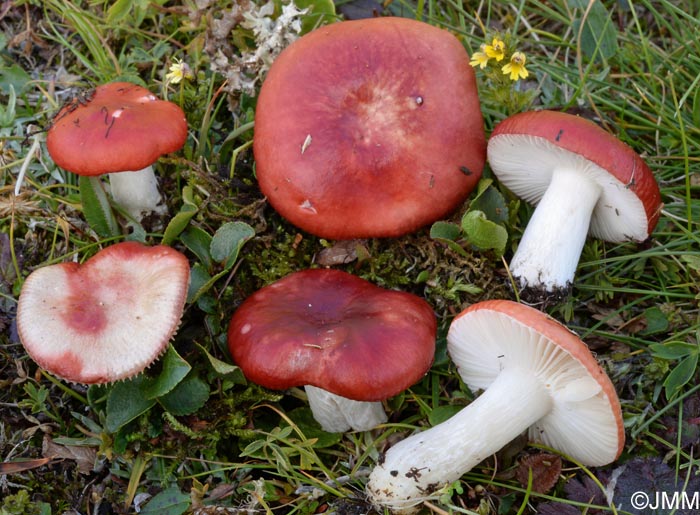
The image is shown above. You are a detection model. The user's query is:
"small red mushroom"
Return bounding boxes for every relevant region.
[253,17,486,239]
[228,269,437,432]
[16,242,190,384]
[46,82,188,221]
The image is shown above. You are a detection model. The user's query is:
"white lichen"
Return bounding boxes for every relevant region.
[207,1,308,96]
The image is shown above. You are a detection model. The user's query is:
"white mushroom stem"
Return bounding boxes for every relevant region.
[108,166,167,221]
[509,166,602,293]
[305,385,387,433]
[367,366,552,514]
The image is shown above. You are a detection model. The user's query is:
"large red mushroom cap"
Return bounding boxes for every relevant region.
[17,242,190,384]
[253,17,486,239]
[46,81,188,176]
[228,268,436,400]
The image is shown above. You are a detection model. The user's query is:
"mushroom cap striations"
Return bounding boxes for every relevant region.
[17,242,190,384]
[448,299,625,465]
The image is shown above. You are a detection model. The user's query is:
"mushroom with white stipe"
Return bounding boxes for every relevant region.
[47,82,188,221]
[367,300,624,513]
[487,110,662,304]
[227,268,437,433]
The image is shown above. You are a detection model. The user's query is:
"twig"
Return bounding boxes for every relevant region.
[15,134,41,196]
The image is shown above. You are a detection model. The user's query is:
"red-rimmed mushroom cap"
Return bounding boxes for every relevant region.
[366,299,624,511]
[46,82,188,176]
[487,110,662,241]
[17,242,190,384]
[227,268,437,400]
[449,299,625,464]
[254,17,486,239]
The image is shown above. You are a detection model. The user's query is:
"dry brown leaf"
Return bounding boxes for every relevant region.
[42,435,97,474]
[516,453,562,494]
[315,239,367,266]
[0,457,52,474]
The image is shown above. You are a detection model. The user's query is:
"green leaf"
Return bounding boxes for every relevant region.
[106,0,132,24]
[0,63,31,95]
[105,376,156,433]
[210,221,255,269]
[187,262,211,302]
[141,346,191,400]
[470,184,509,225]
[161,205,197,246]
[158,373,210,416]
[682,254,700,272]
[429,221,468,257]
[0,84,16,127]
[240,438,267,458]
[461,210,508,256]
[196,342,247,383]
[180,226,213,270]
[428,404,462,426]
[186,262,233,305]
[79,176,119,238]
[568,0,619,61]
[640,306,669,336]
[474,177,493,197]
[429,221,461,241]
[161,186,199,246]
[664,353,699,400]
[649,341,697,360]
[139,485,190,515]
[293,0,337,33]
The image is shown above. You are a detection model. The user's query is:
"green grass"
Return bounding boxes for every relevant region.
[1,0,699,514]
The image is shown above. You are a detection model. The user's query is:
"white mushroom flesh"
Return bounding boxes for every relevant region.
[305,384,388,433]
[108,165,167,221]
[366,366,551,513]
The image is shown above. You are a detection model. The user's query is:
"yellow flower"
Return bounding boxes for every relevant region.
[166,59,194,84]
[484,37,506,62]
[469,44,490,69]
[501,51,529,81]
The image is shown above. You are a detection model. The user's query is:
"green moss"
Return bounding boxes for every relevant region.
[1,490,49,515]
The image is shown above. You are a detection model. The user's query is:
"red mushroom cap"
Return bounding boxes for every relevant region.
[254,17,486,239]
[46,82,188,176]
[488,110,662,239]
[17,242,190,384]
[227,269,437,401]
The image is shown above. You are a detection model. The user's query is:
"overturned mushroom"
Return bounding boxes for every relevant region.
[487,110,662,303]
[17,242,190,384]
[367,300,624,513]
